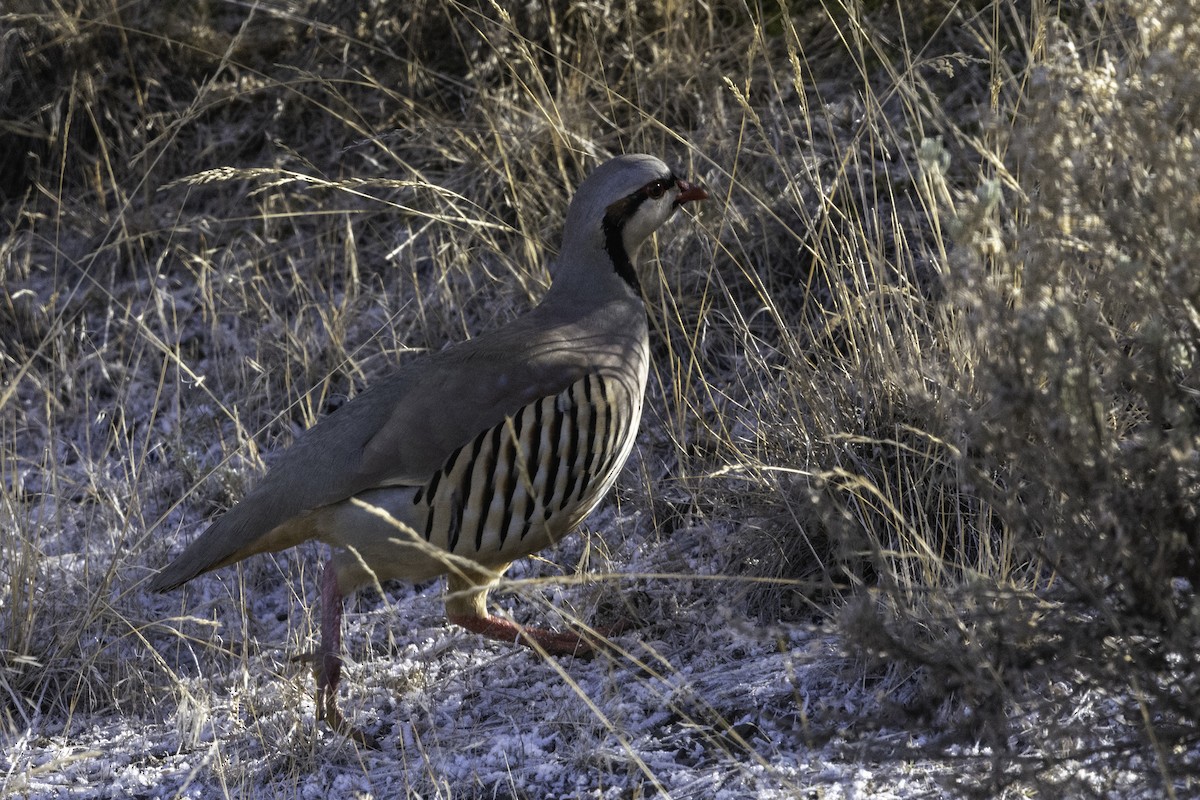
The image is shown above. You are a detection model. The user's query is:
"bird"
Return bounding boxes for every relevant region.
[148,153,708,744]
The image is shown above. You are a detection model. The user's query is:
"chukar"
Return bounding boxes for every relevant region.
[149,154,707,741]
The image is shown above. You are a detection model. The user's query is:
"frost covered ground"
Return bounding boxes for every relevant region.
[0,496,1168,798]
[5,1,1200,797]
[4,512,970,799]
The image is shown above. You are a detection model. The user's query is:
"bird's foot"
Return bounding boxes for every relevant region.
[315,682,380,750]
[449,612,613,657]
[592,617,637,638]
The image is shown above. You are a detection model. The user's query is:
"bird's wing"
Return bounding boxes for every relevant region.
[146,310,606,591]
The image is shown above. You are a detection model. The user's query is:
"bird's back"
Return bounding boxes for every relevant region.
[148,152,703,596]
[147,291,649,591]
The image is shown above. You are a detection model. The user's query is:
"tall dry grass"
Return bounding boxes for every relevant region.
[2,0,1198,796]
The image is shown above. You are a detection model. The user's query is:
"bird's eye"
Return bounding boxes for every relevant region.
[645,180,670,200]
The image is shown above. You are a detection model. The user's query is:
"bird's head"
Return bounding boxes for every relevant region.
[559,154,708,292]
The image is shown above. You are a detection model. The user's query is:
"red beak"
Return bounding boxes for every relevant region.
[675,178,709,205]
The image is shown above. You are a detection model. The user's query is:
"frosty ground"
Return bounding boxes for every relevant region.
[0,493,1163,797]
[5,1,1200,797]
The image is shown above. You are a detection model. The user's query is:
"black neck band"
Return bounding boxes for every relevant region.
[602,198,644,294]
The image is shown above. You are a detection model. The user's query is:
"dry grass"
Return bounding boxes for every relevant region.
[3,0,1199,797]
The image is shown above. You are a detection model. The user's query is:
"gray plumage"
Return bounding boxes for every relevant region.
[148,154,708,743]
[148,302,646,591]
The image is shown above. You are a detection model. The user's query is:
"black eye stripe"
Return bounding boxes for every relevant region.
[605,179,671,224]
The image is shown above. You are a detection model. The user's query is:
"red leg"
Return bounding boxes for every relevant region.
[317,561,343,723]
[316,561,378,748]
[448,611,597,656]
[445,568,607,657]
